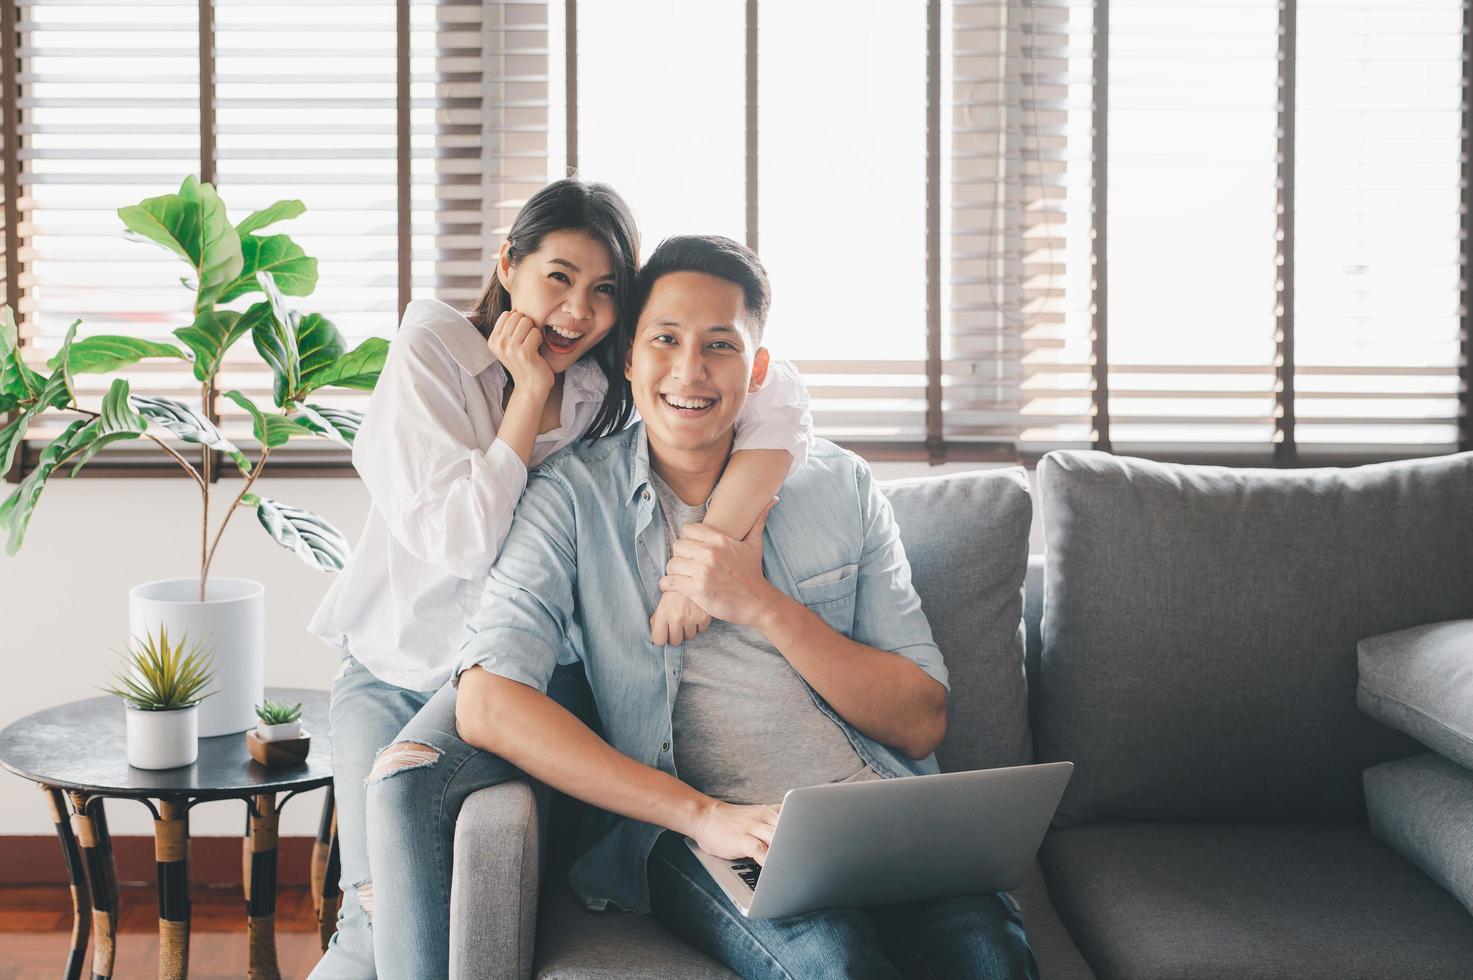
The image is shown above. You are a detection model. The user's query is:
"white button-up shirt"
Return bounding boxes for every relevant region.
[308,298,811,691]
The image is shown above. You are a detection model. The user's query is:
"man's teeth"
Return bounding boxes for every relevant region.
[548,325,583,342]
[663,394,715,410]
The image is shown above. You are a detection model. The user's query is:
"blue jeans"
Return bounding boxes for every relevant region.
[646,831,1038,980]
[364,668,593,979]
[309,651,433,980]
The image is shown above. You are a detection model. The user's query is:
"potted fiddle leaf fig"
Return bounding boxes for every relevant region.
[0,176,388,736]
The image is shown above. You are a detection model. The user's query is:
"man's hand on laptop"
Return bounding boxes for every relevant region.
[689,798,781,866]
[660,498,780,628]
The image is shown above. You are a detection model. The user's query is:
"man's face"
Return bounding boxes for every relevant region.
[626,270,769,457]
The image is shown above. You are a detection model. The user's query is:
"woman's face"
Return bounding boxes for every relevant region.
[499,229,620,376]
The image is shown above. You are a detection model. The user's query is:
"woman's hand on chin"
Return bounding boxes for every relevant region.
[489,309,554,395]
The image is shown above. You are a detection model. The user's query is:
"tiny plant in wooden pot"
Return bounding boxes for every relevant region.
[103,627,216,770]
[254,698,303,742]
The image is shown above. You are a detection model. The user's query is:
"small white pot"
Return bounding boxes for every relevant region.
[125,704,199,770]
[255,719,301,742]
[129,577,265,737]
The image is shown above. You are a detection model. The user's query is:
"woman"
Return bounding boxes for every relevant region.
[307,178,809,978]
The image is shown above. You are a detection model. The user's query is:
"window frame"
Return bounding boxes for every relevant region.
[3,0,1469,484]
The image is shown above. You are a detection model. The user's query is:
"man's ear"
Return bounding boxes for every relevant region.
[748,347,771,393]
[624,341,634,381]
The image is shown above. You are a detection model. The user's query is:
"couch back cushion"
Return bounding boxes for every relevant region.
[1037,450,1473,825]
[883,468,1033,772]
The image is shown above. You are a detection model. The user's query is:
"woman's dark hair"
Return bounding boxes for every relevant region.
[466,178,640,439]
[632,235,771,340]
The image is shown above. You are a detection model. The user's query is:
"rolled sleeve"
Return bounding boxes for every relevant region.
[353,323,529,580]
[849,461,949,692]
[456,470,583,688]
[733,357,813,476]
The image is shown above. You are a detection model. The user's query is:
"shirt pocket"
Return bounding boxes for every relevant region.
[795,562,860,631]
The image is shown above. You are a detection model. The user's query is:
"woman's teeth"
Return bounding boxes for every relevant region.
[544,324,583,350]
[662,393,716,411]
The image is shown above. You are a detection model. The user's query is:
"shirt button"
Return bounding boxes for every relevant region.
[661,741,670,752]
[641,490,650,501]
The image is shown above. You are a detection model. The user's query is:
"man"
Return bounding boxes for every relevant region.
[367,235,1036,979]
[454,236,1036,978]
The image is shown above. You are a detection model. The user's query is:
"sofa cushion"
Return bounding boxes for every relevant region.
[1039,821,1473,980]
[534,862,1095,980]
[1036,450,1473,825]
[1366,752,1473,916]
[1358,619,1473,770]
[884,468,1034,772]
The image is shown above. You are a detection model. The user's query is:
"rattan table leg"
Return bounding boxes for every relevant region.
[68,792,117,980]
[45,785,90,980]
[310,788,340,951]
[246,793,281,980]
[155,798,190,980]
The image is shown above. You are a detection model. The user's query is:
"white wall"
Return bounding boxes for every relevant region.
[0,463,1043,838]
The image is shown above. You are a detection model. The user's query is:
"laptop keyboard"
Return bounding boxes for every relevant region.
[730,859,761,891]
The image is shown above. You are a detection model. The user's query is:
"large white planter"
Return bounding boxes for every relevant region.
[129,577,265,737]
[125,704,199,770]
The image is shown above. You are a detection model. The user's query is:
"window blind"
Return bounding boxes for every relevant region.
[947,0,1096,454]
[14,0,203,451]
[1105,0,1282,452]
[1294,0,1464,453]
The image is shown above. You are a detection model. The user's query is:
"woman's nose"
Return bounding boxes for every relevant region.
[565,290,592,322]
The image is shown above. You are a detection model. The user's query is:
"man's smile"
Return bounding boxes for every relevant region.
[660,391,719,416]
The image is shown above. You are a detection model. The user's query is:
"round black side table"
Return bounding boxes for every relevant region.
[0,687,339,980]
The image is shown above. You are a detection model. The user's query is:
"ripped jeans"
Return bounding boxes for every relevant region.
[309,650,433,980]
[363,666,591,980]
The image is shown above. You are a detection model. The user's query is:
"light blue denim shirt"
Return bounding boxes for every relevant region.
[458,423,948,914]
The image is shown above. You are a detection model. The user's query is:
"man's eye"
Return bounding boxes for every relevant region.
[710,341,737,351]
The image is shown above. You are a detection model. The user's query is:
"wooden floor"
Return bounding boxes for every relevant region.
[0,884,330,979]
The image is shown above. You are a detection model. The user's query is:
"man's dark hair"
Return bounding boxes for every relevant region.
[631,235,772,340]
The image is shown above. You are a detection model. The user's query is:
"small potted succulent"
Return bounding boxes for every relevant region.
[103,626,216,770]
[254,698,303,742]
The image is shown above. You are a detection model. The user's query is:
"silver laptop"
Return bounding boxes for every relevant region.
[686,762,1073,919]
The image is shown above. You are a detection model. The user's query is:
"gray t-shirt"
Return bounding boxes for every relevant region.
[652,473,881,805]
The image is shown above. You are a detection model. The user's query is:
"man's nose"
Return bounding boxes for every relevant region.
[673,346,706,382]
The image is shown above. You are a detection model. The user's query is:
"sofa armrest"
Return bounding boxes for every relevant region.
[450,778,547,980]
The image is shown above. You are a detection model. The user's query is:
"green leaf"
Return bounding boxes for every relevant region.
[235,199,306,236]
[0,306,16,359]
[301,337,389,394]
[0,419,88,554]
[55,320,80,406]
[254,496,350,571]
[217,234,317,303]
[0,412,30,475]
[0,393,18,414]
[117,176,243,307]
[0,307,45,402]
[250,273,301,408]
[63,379,150,476]
[293,403,362,447]
[131,394,249,473]
[295,313,346,391]
[48,336,187,375]
[222,389,311,448]
[173,307,257,383]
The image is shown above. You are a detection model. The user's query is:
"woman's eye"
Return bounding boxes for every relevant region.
[548,271,570,283]
[653,334,676,345]
[595,283,615,295]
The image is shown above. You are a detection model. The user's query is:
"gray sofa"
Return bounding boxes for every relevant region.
[447,450,1473,979]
